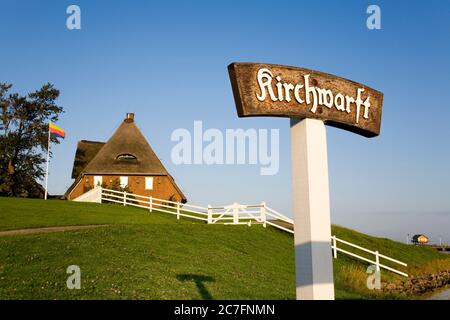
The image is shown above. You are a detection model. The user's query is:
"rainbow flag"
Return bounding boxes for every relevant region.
[49,122,65,139]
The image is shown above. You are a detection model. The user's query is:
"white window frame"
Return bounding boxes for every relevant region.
[119,176,128,188]
[93,176,102,186]
[145,177,154,190]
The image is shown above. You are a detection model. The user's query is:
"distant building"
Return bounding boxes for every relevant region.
[411,234,429,245]
[65,113,186,203]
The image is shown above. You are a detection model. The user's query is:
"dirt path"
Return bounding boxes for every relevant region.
[0,224,110,237]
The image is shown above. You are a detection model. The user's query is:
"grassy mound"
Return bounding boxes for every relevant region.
[0,197,448,299]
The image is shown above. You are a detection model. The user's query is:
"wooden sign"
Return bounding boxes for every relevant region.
[228,62,385,300]
[228,62,383,137]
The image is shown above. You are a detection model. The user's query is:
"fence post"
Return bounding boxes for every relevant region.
[149,196,153,212]
[123,191,127,206]
[332,236,337,259]
[207,205,212,224]
[177,202,180,220]
[375,251,380,272]
[233,203,239,224]
[261,202,266,228]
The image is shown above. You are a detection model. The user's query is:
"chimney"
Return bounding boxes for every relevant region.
[125,112,134,122]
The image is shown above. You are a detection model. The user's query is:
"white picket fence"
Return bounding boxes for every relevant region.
[331,236,408,277]
[94,187,408,277]
[99,187,294,229]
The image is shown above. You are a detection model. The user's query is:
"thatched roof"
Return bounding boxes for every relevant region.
[71,140,105,179]
[68,113,186,201]
[81,116,169,176]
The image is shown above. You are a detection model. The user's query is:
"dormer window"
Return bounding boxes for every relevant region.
[116,153,137,161]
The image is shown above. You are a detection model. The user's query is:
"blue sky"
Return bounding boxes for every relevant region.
[1,0,449,243]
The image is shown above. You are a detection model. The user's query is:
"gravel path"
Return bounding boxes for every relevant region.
[0,225,110,237]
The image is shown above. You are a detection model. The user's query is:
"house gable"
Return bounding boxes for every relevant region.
[66,113,186,202]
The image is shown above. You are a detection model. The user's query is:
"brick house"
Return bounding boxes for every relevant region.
[65,113,186,203]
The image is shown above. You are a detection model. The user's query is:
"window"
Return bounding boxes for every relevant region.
[93,176,102,186]
[116,154,137,161]
[119,176,128,188]
[145,177,153,190]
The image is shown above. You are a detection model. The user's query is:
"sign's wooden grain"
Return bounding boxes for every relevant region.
[228,62,383,137]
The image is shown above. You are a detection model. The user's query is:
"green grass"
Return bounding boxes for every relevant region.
[0,197,186,231]
[331,225,450,299]
[0,197,449,300]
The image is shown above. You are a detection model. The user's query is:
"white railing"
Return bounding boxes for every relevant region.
[101,187,209,222]
[100,187,292,231]
[99,187,408,277]
[331,235,408,277]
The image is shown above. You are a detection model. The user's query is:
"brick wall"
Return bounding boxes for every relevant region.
[68,174,184,203]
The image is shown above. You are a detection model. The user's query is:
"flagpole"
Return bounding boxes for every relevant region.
[44,123,51,200]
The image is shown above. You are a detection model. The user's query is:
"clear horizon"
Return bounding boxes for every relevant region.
[1,0,449,243]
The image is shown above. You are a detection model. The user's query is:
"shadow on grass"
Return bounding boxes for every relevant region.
[177,274,215,300]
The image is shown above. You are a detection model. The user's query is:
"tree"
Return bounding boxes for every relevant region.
[0,82,64,197]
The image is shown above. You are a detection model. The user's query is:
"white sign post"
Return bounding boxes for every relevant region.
[228,62,383,301]
[291,118,334,300]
